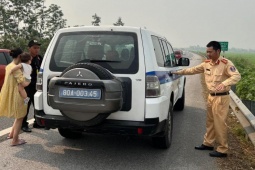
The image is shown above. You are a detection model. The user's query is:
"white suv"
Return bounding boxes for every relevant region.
[34,26,189,148]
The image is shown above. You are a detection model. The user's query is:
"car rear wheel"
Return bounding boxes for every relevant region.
[58,128,83,139]
[152,101,173,149]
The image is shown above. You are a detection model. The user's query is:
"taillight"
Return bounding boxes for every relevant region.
[36,72,43,91]
[146,75,161,97]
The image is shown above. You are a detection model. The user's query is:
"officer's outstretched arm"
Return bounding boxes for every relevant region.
[174,63,204,75]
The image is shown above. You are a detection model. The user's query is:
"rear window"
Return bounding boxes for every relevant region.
[0,52,11,65]
[50,32,138,74]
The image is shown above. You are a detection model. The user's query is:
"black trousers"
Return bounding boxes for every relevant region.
[22,87,36,128]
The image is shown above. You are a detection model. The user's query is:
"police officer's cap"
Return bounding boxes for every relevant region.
[28,40,41,47]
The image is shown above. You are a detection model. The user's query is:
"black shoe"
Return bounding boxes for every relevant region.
[195,144,214,150]
[33,123,45,129]
[22,127,32,132]
[209,151,227,157]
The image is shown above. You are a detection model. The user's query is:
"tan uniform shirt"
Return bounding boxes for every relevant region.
[176,56,241,93]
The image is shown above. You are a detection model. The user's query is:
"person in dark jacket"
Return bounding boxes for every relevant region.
[21,40,44,132]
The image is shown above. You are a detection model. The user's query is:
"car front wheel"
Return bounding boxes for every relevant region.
[174,88,185,111]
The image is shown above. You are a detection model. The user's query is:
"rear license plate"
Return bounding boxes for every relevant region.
[59,87,101,100]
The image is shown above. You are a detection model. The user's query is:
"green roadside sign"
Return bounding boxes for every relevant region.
[219,41,228,51]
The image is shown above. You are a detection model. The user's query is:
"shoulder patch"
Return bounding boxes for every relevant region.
[204,60,211,63]
[221,59,228,64]
[230,66,236,72]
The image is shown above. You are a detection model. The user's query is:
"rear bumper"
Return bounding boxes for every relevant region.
[35,110,166,136]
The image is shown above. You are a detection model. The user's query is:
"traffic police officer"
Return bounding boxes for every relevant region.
[173,41,241,157]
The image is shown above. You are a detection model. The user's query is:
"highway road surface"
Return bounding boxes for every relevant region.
[0,52,219,170]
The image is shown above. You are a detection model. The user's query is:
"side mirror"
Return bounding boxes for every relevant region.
[178,57,190,66]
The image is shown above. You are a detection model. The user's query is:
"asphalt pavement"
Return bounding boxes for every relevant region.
[0,52,219,170]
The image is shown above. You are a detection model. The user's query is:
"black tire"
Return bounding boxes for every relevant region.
[174,88,185,111]
[58,128,83,139]
[66,113,110,127]
[152,101,173,149]
[61,63,115,80]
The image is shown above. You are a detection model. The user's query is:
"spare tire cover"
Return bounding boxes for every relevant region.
[52,63,121,126]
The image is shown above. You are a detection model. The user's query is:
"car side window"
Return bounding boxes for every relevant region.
[167,43,177,66]
[160,40,172,67]
[151,36,164,67]
[0,53,8,65]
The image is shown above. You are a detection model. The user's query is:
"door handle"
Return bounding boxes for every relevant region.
[168,71,173,76]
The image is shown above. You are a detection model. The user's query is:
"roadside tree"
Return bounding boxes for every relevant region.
[91,13,101,26]
[113,17,124,26]
[0,0,66,55]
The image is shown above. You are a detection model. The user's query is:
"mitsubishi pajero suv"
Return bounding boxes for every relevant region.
[34,26,190,148]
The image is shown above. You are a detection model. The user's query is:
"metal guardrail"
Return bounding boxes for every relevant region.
[229,90,255,147]
[242,100,255,116]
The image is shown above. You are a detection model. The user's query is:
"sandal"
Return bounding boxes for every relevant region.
[11,139,27,147]
[7,135,13,139]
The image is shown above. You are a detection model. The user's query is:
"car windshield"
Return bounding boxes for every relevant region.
[50,32,138,74]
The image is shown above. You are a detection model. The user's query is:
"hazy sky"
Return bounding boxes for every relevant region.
[44,0,255,50]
